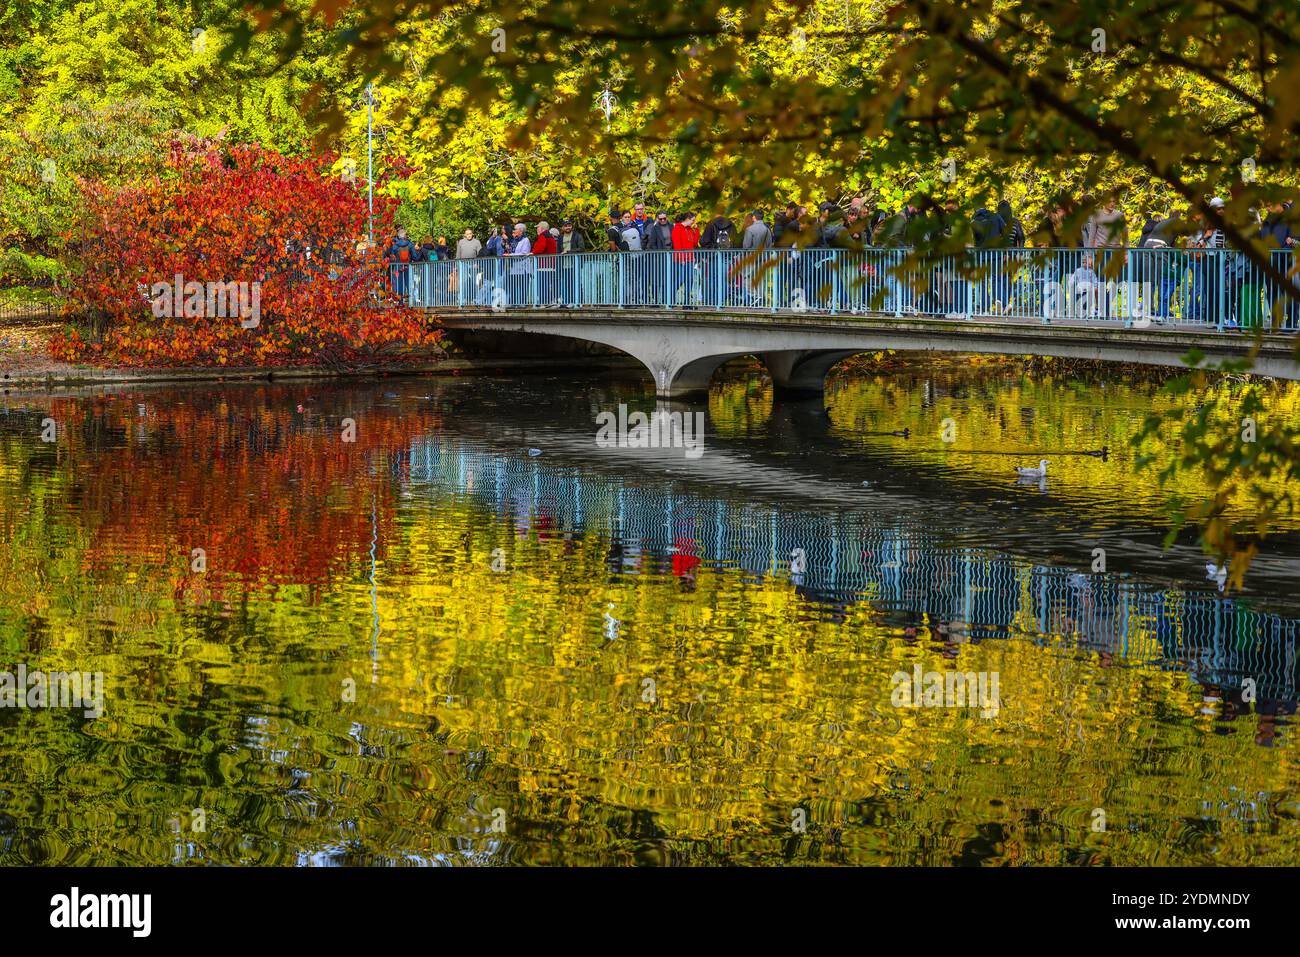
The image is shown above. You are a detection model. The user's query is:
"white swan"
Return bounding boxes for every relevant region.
[1014,458,1049,478]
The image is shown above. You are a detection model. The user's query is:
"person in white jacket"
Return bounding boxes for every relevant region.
[508,223,532,305]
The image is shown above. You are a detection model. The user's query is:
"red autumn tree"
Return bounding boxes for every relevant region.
[51,139,440,367]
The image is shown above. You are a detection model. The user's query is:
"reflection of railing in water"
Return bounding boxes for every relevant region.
[409,439,1300,703]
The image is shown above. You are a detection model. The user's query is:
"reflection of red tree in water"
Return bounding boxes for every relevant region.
[46,389,439,601]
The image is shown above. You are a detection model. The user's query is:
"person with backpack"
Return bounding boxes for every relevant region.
[606,211,628,253]
[700,214,736,249]
[699,213,737,306]
[385,227,418,298]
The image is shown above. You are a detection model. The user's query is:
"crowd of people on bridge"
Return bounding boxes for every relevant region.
[383,191,1298,324]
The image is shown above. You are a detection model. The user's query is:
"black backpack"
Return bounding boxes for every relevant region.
[714,226,732,249]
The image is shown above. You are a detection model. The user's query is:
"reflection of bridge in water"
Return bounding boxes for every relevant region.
[407,437,1300,707]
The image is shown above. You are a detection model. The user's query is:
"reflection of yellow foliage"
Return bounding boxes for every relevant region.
[808,363,1300,530]
[1,387,1298,865]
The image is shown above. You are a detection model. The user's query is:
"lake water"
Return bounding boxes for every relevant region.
[1,358,1298,865]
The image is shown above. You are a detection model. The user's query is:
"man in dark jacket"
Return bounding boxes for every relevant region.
[605,211,627,252]
[992,200,1026,311]
[1262,201,1298,327]
[1139,208,1168,247]
[644,211,672,249]
[772,202,801,247]
[557,219,585,305]
[968,208,1006,314]
[643,210,674,304]
[971,207,1006,248]
[812,203,852,310]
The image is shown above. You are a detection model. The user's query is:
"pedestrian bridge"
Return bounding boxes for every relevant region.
[397,248,1300,397]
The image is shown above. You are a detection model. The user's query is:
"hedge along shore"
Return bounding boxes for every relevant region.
[0,353,645,393]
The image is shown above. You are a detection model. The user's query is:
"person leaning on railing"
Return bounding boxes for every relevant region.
[532,221,558,305]
[699,213,738,307]
[1081,194,1129,318]
[671,212,701,308]
[1186,198,1226,324]
[644,210,674,305]
[618,212,645,305]
[507,222,532,306]
[557,219,584,306]
[740,210,772,308]
[1223,207,1262,328]
[1261,200,1298,329]
[384,227,417,299]
[868,203,917,314]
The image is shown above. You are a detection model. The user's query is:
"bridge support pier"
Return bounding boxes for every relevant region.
[761,350,859,397]
[653,354,739,399]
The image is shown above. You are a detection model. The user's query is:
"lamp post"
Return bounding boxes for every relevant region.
[366,82,376,244]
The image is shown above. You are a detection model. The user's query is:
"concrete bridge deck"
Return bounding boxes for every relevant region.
[435,307,1300,397]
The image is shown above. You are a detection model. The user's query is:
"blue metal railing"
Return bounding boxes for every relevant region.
[389,247,1300,330]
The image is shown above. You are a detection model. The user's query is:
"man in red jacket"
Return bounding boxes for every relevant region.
[671,213,700,307]
[532,221,557,304]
